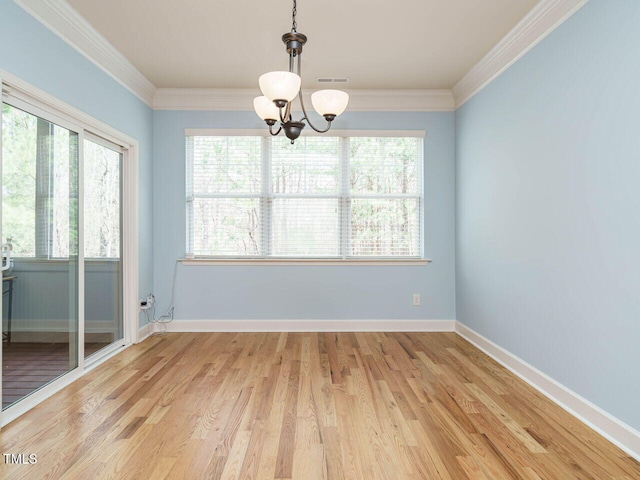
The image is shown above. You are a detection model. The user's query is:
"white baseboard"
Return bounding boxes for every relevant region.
[160,319,455,333]
[137,322,152,343]
[455,322,640,462]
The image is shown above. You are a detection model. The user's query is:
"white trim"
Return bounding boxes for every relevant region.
[84,131,125,153]
[155,88,455,112]
[180,258,431,267]
[77,131,85,373]
[12,0,587,112]
[154,88,265,111]
[453,0,589,107]
[122,146,140,344]
[3,91,85,137]
[138,322,152,343]
[184,128,426,138]
[455,322,640,462]
[84,341,128,370]
[1,69,138,148]
[14,0,156,106]
[161,319,455,333]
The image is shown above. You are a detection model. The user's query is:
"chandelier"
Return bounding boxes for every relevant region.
[253,0,349,143]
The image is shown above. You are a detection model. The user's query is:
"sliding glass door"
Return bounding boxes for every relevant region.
[0,75,136,423]
[83,136,123,360]
[1,103,79,409]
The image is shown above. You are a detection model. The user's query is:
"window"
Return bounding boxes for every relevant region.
[186,132,423,259]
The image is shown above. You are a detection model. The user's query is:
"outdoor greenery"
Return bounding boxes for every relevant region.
[349,137,420,256]
[2,103,37,256]
[83,140,120,258]
[2,103,120,259]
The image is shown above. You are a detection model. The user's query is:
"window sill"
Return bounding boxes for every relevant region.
[179,258,431,266]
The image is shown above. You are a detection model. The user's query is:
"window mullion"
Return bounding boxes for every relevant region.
[262,136,271,258]
[340,137,350,259]
[417,137,425,258]
[185,137,194,255]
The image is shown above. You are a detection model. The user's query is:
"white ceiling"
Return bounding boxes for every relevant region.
[64,0,538,91]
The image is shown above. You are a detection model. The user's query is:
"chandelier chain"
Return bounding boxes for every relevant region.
[291,0,297,32]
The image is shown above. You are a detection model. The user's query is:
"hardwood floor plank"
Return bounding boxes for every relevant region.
[274,354,300,478]
[220,430,251,480]
[466,382,547,454]
[1,332,638,480]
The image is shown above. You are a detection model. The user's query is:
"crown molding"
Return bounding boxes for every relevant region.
[153,88,257,111]
[153,88,455,112]
[14,0,156,106]
[347,89,455,112]
[452,0,589,108]
[15,0,587,112]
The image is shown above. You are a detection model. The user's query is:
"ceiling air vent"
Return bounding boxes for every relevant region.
[316,78,350,84]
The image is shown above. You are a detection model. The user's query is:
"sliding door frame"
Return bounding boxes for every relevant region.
[0,70,140,426]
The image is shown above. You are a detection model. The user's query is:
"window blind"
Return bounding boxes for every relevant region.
[186,135,264,256]
[186,133,423,259]
[348,137,422,257]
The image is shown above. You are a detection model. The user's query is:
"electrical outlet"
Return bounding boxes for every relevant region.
[140,293,155,311]
[412,294,421,306]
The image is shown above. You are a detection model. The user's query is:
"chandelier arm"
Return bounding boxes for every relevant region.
[294,53,331,133]
[268,124,282,136]
[278,102,292,124]
[284,100,292,122]
[298,91,332,133]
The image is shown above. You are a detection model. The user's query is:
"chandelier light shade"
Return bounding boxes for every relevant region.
[253,96,280,121]
[259,71,301,103]
[311,90,349,117]
[254,0,349,143]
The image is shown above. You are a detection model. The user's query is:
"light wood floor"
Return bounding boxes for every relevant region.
[1,332,638,479]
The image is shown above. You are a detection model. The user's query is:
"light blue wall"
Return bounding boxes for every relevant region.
[0,0,154,323]
[153,110,456,320]
[2,0,637,440]
[456,0,640,430]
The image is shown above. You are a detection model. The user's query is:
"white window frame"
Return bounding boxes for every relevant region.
[0,70,140,427]
[184,129,431,266]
